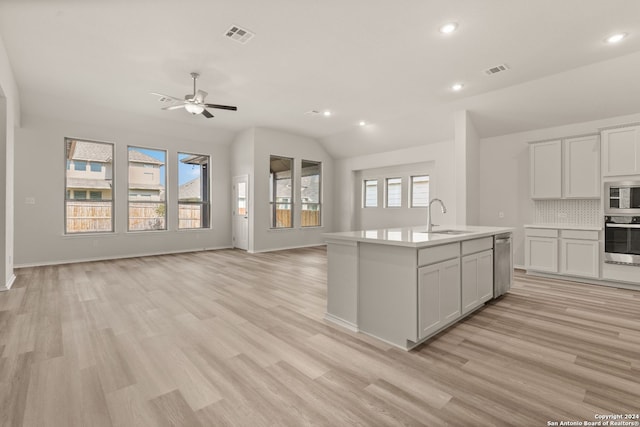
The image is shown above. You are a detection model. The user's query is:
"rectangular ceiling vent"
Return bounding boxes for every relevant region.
[484,63,510,75]
[224,25,255,44]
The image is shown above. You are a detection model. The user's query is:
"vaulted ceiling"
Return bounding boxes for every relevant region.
[1,0,639,157]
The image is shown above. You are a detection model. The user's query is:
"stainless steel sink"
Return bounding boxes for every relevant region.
[420,229,471,235]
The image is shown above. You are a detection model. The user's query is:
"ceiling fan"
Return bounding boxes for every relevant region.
[151,72,237,118]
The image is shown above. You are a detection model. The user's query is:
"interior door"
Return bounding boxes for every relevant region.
[232,175,249,250]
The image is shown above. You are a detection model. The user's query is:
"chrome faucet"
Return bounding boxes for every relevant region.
[427,198,447,232]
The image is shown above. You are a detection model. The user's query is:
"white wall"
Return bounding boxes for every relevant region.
[14,113,233,266]
[250,127,334,253]
[334,139,456,232]
[478,111,640,267]
[230,128,255,250]
[0,33,20,290]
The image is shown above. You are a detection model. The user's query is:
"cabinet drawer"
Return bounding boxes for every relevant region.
[560,229,599,240]
[461,237,493,256]
[525,228,559,238]
[418,243,459,266]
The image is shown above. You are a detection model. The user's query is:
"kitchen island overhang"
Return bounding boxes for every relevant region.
[324,225,515,350]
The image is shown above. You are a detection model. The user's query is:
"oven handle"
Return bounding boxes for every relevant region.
[605,223,640,228]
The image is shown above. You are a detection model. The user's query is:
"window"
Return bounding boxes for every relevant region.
[301,160,321,227]
[90,162,102,172]
[386,177,402,207]
[364,179,378,207]
[411,175,430,207]
[128,146,166,231]
[178,152,210,229]
[65,138,114,233]
[74,160,87,171]
[270,155,293,228]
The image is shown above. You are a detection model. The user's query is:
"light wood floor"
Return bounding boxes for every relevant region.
[1,247,639,426]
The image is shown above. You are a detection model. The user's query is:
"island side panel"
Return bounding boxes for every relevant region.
[326,239,359,329]
[358,243,418,348]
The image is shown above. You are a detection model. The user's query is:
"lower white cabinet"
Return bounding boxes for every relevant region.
[525,227,600,279]
[525,228,559,273]
[461,250,494,315]
[417,258,461,340]
[560,238,599,278]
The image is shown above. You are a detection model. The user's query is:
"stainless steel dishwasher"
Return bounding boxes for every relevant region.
[494,233,513,297]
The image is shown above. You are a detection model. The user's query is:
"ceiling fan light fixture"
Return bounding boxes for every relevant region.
[185,103,204,115]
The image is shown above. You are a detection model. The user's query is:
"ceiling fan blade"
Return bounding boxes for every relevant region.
[150,92,183,102]
[204,103,237,111]
[161,104,186,111]
[201,109,214,119]
[195,90,208,104]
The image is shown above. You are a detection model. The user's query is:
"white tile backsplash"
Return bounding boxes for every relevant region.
[533,199,601,226]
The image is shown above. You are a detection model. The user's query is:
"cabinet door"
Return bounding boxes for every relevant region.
[530,140,562,199]
[525,236,558,272]
[602,126,640,176]
[418,258,460,340]
[560,238,599,278]
[461,250,494,315]
[563,135,600,198]
[477,250,494,303]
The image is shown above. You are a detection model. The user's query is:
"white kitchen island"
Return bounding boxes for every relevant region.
[324,225,514,350]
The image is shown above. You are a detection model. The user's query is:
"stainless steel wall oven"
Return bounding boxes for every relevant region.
[604,215,640,266]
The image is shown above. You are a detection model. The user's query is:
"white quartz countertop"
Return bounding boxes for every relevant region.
[524,224,602,231]
[324,225,514,248]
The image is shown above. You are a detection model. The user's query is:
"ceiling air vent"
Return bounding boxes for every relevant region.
[484,63,510,75]
[224,25,255,44]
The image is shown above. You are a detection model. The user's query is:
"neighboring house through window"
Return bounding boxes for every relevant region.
[64,138,114,233]
[128,147,166,231]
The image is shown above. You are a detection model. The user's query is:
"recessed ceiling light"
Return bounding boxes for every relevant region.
[605,32,627,44]
[451,83,464,91]
[323,110,332,117]
[359,121,366,126]
[439,22,458,34]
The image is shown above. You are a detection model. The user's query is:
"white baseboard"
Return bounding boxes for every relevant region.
[249,243,327,254]
[1,273,16,291]
[14,246,233,269]
[324,313,358,332]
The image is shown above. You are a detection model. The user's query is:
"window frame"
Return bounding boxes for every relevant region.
[269,155,294,229]
[363,179,378,208]
[385,177,402,208]
[64,138,115,234]
[410,175,430,208]
[127,145,167,232]
[177,152,211,230]
[300,159,322,228]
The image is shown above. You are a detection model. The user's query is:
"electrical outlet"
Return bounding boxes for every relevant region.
[498,211,505,218]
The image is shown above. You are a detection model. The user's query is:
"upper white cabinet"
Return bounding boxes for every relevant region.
[602,125,640,176]
[530,140,562,199]
[530,135,600,199]
[563,135,600,198]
